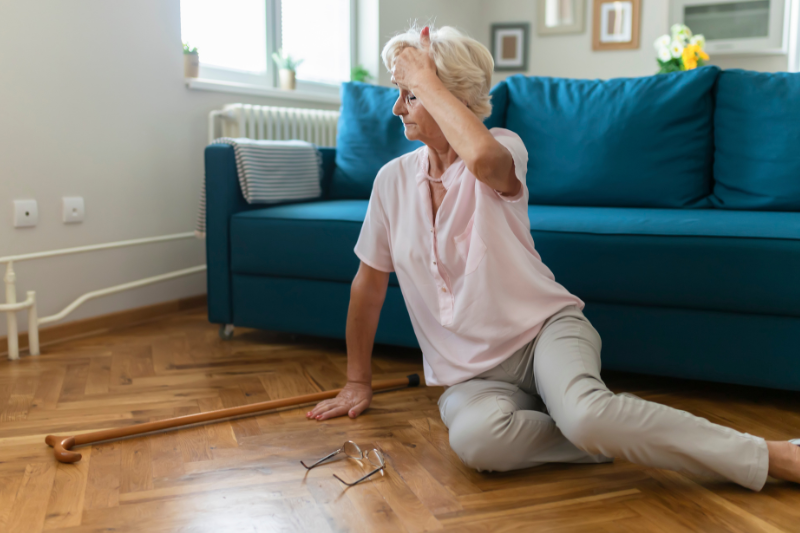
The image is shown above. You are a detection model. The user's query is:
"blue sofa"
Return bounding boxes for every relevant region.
[205,67,800,391]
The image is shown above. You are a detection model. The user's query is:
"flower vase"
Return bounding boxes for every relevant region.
[184,53,199,78]
[279,69,296,90]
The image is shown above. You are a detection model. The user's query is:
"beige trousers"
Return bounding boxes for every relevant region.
[437,306,770,491]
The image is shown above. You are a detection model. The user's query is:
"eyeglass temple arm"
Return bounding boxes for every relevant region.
[333,465,385,486]
[300,448,342,470]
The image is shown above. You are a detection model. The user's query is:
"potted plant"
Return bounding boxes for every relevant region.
[183,42,199,78]
[272,49,303,90]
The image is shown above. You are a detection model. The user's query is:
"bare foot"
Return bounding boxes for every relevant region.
[767,441,800,483]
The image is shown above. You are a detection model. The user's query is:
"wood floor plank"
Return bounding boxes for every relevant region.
[715,482,800,532]
[218,386,264,440]
[442,502,640,533]
[118,438,153,494]
[438,488,641,527]
[369,453,444,532]
[391,426,481,497]
[31,374,66,414]
[6,462,58,533]
[196,396,240,452]
[42,447,92,530]
[82,442,121,511]
[342,477,408,533]
[375,435,463,515]
[149,430,185,482]
[644,469,786,533]
[57,363,91,403]
[0,471,25,531]
[306,477,373,533]
[84,356,111,396]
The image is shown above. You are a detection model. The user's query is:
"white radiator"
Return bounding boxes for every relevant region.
[208,103,340,147]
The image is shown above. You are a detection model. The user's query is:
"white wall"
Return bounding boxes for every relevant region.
[709,54,789,72]
[483,0,669,81]
[0,0,338,337]
[374,0,486,86]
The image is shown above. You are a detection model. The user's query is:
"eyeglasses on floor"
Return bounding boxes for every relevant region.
[301,440,386,486]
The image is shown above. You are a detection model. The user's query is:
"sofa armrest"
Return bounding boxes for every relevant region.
[204,143,337,324]
[205,144,248,324]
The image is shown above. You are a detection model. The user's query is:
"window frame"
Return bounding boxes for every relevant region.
[189,0,356,96]
[790,0,800,71]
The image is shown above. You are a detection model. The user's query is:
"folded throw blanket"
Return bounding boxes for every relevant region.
[196,138,322,238]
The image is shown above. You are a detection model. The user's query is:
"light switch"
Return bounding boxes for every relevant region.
[13,199,38,228]
[62,196,85,224]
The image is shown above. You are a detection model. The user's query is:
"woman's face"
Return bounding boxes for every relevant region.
[392,88,445,146]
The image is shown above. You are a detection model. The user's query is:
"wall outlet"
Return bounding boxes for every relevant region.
[13,199,38,228]
[62,196,85,224]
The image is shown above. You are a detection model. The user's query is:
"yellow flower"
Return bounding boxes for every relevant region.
[681,44,705,70]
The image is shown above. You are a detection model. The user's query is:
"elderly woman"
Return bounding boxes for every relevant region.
[307,25,800,490]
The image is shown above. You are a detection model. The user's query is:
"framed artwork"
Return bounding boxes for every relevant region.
[491,23,530,71]
[592,0,641,50]
[537,0,586,35]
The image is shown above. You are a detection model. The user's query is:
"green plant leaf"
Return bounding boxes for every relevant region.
[272,49,303,71]
[351,64,372,82]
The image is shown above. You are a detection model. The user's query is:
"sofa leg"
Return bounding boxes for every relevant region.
[219,324,234,340]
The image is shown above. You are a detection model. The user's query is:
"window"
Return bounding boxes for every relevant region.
[180,0,353,92]
[280,0,351,85]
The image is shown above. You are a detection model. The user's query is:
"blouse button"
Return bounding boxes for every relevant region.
[433,261,437,265]
[441,287,446,292]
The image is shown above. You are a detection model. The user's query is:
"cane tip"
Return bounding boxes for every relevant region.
[407,374,421,387]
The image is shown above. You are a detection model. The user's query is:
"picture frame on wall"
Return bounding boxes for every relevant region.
[592,0,641,50]
[491,23,530,71]
[537,0,586,35]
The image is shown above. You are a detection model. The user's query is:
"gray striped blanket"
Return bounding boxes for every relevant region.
[195,138,322,238]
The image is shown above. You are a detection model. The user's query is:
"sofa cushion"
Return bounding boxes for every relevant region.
[504,67,719,207]
[230,199,400,286]
[232,201,800,318]
[330,83,422,199]
[484,80,509,130]
[711,69,800,211]
[529,206,800,317]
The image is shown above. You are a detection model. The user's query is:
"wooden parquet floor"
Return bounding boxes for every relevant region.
[1,307,799,533]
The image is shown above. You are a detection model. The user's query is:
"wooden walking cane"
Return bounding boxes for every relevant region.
[46,373,421,463]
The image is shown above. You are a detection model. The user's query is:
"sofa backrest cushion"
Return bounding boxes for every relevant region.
[504,67,719,207]
[330,82,422,199]
[484,80,509,130]
[711,70,800,211]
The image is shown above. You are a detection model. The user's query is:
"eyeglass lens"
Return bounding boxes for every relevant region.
[366,449,385,468]
[343,441,364,459]
[333,449,386,486]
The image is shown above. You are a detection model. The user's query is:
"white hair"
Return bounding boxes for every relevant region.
[381,24,494,120]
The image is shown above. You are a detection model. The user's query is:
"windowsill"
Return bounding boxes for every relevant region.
[186,78,341,106]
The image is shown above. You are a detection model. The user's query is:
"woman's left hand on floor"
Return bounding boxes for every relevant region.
[306,381,374,421]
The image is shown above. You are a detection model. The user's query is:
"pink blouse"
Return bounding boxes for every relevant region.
[354,128,584,386]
